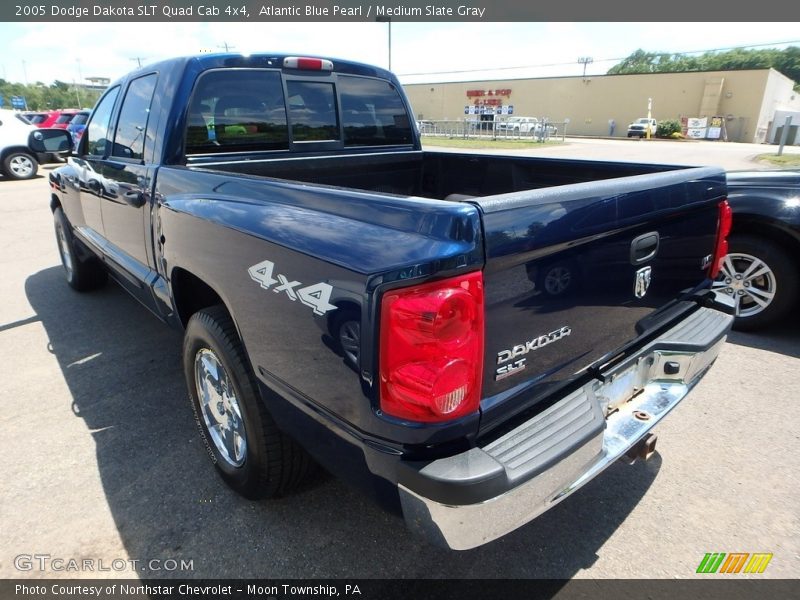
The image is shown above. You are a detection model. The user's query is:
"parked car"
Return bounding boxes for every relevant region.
[712,169,800,330]
[0,108,40,179]
[627,118,657,138]
[22,109,80,129]
[66,110,91,149]
[50,109,81,130]
[497,116,557,137]
[38,52,733,550]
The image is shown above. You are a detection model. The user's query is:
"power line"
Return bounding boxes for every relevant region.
[398,39,800,78]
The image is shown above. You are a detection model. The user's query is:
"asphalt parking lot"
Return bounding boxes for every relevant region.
[1,141,798,580]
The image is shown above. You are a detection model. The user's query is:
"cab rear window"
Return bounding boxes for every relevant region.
[184,69,413,155]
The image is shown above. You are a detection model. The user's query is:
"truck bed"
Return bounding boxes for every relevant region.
[187,149,684,200]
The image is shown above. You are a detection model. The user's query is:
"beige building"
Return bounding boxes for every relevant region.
[404,69,800,144]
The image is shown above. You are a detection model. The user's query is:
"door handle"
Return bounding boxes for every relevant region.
[122,190,146,208]
[630,232,660,264]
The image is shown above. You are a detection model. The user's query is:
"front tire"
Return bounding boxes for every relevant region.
[183,306,312,499]
[53,207,107,291]
[712,234,798,330]
[2,151,38,180]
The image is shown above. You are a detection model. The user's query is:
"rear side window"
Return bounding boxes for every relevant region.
[55,114,75,124]
[186,69,288,154]
[339,76,413,146]
[112,73,157,161]
[286,81,339,142]
[84,86,120,156]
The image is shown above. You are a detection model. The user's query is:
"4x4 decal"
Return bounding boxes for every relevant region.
[248,260,337,316]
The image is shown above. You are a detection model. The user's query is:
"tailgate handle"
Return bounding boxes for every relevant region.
[630,232,659,264]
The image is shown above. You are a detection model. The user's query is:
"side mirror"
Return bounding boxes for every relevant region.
[28,129,73,156]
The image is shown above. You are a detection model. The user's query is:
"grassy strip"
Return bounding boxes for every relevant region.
[421,136,563,150]
[755,153,800,167]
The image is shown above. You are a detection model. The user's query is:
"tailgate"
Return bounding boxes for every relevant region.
[473,166,726,433]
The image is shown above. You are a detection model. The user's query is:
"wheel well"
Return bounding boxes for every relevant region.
[731,217,800,265]
[327,300,360,332]
[1,146,35,161]
[171,268,226,327]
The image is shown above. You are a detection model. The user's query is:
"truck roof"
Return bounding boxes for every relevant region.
[115,52,397,89]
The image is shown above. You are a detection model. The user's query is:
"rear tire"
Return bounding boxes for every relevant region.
[53,207,107,291]
[713,234,798,331]
[183,306,313,499]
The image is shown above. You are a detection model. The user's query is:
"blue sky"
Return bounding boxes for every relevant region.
[1,22,799,86]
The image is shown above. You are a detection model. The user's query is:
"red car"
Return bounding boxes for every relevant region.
[23,109,81,129]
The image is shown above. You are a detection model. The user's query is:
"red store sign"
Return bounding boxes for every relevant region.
[466,89,512,98]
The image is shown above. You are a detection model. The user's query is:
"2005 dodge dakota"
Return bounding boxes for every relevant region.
[37,53,734,549]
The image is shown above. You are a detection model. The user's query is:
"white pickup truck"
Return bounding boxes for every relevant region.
[627,117,658,138]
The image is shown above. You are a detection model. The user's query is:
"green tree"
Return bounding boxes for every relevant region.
[0,79,102,110]
[608,46,800,90]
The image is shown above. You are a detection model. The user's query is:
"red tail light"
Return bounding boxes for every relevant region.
[709,200,733,279]
[379,271,484,423]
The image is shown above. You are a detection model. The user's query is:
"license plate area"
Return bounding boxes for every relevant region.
[597,363,644,417]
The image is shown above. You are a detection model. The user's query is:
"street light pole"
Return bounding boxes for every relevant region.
[376,17,392,71]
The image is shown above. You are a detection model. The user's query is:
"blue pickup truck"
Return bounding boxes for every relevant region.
[36,53,734,550]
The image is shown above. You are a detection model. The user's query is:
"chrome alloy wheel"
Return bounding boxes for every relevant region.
[712,253,777,318]
[56,222,74,277]
[9,154,35,178]
[194,348,247,467]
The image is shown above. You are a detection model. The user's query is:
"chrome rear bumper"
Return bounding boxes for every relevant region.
[399,306,733,550]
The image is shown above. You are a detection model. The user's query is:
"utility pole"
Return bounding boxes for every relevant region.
[376,17,392,71]
[73,80,82,108]
[130,57,146,68]
[577,56,593,80]
[75,59,84,107]
[217,42,236,52]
